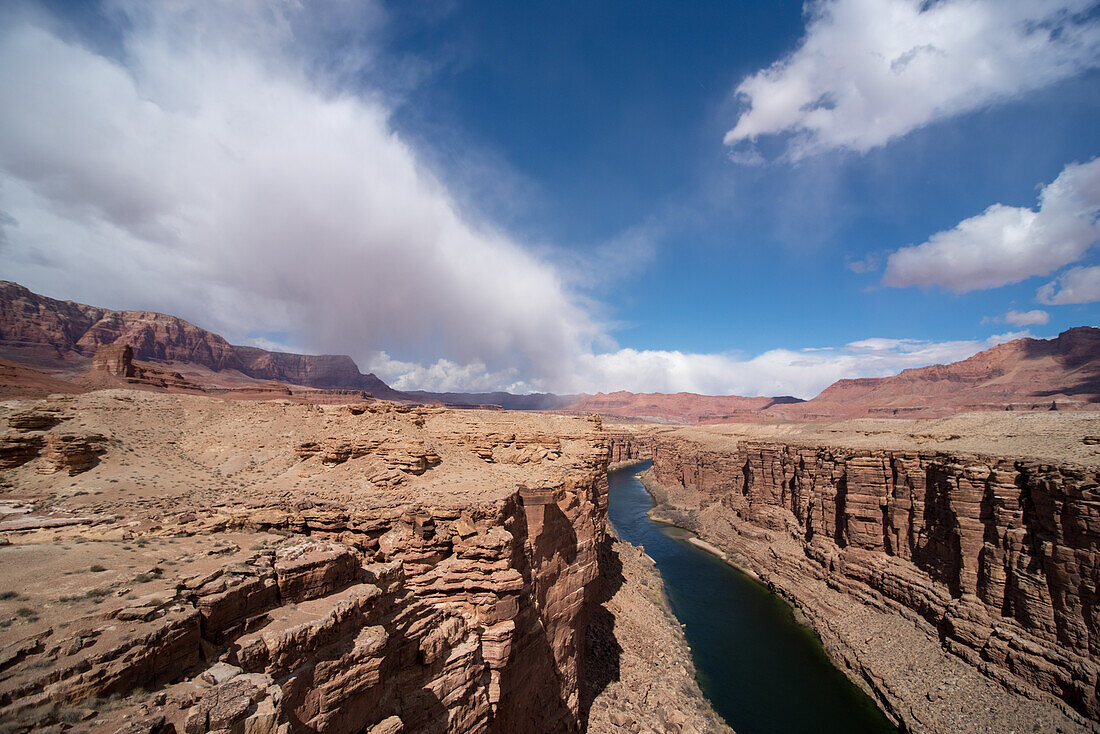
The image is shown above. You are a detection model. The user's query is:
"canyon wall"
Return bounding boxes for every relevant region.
[605,429,652,466]
[612,422,1100,728]
[0,394,608,733]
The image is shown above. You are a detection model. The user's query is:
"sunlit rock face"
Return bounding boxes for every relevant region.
[637,417,1100,725]
[0,392,607,733]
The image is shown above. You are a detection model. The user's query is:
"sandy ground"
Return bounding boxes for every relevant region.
[0,389,603,514]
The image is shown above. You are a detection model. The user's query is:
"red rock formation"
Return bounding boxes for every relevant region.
[605,429,652,465]
[0,406,106,474]
[3,472,607,733]
[0,282,398,396]
[6,280,1097,421]
[91,343,136,377]
[645,428,1100,723]
[86,344,205,392]
[768,327,1100,420]
[0,393,610,734]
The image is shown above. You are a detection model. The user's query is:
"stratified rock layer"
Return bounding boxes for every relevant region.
[0,391,608,733]
[614,414,1100,731]
[0,281,398,396]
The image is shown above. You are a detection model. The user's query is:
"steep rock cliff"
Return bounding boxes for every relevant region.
[0,393,607,733]
[615,416,1100,730]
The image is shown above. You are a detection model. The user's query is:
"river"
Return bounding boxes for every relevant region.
[607,462,897,734]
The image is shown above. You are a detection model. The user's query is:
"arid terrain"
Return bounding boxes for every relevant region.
[0,389,726,733]
[2,280,1100,733]
[4,0,1098,731]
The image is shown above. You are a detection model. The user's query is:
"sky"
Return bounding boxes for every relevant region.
[0,0,1098,398]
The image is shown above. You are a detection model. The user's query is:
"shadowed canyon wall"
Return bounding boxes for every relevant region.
[0,483,609,734]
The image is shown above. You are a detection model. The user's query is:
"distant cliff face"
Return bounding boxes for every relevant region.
[0,281,398,396]
[414,331,1100,420]
[560,392,803,424]
[768,327,1100,420]
[3,280,1098,418]
[231,346,394,395]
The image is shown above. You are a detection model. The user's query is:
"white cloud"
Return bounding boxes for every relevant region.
[845,251,882,274]
[724,0,1100,158]
[565,332,1028,399]
[882,158,1100,291]
[550,225,660,291]
[1037,264,1100,304]
[364,351,533,394]
[334,331,1034,399]
[367,332,1024,400]
[983,309,1051,327]
[0,3,1055,400]
[0,3,602,390]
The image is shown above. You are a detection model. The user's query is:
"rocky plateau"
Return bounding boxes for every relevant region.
[4,279,1100,733]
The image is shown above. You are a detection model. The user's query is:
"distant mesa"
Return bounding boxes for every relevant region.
[0,280,399,399]
[765,326,1100,421]
[0,280,1097,421]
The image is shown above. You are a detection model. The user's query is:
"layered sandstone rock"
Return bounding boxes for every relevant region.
[0,391,608,733]
[0,282,398,397]
[605,429,652,466]
[87,344,205,392]
[765,327,1100,420]
[626,413,1100,731]
[0,405,105,474]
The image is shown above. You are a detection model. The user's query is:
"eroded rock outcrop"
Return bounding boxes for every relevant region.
[88,344,205,392]
[605,430,651,466]
[0,391,608,734]
[1,404,105,474]
[638,415,1100,730]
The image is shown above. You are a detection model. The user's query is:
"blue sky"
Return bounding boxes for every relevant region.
[0,0,1098,397]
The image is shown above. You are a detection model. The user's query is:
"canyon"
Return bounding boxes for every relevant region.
[0,389,723,733]
[3,279,1100,733]
[608,414,1100,732]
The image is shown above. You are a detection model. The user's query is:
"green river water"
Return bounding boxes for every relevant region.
[607,462,897,734]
